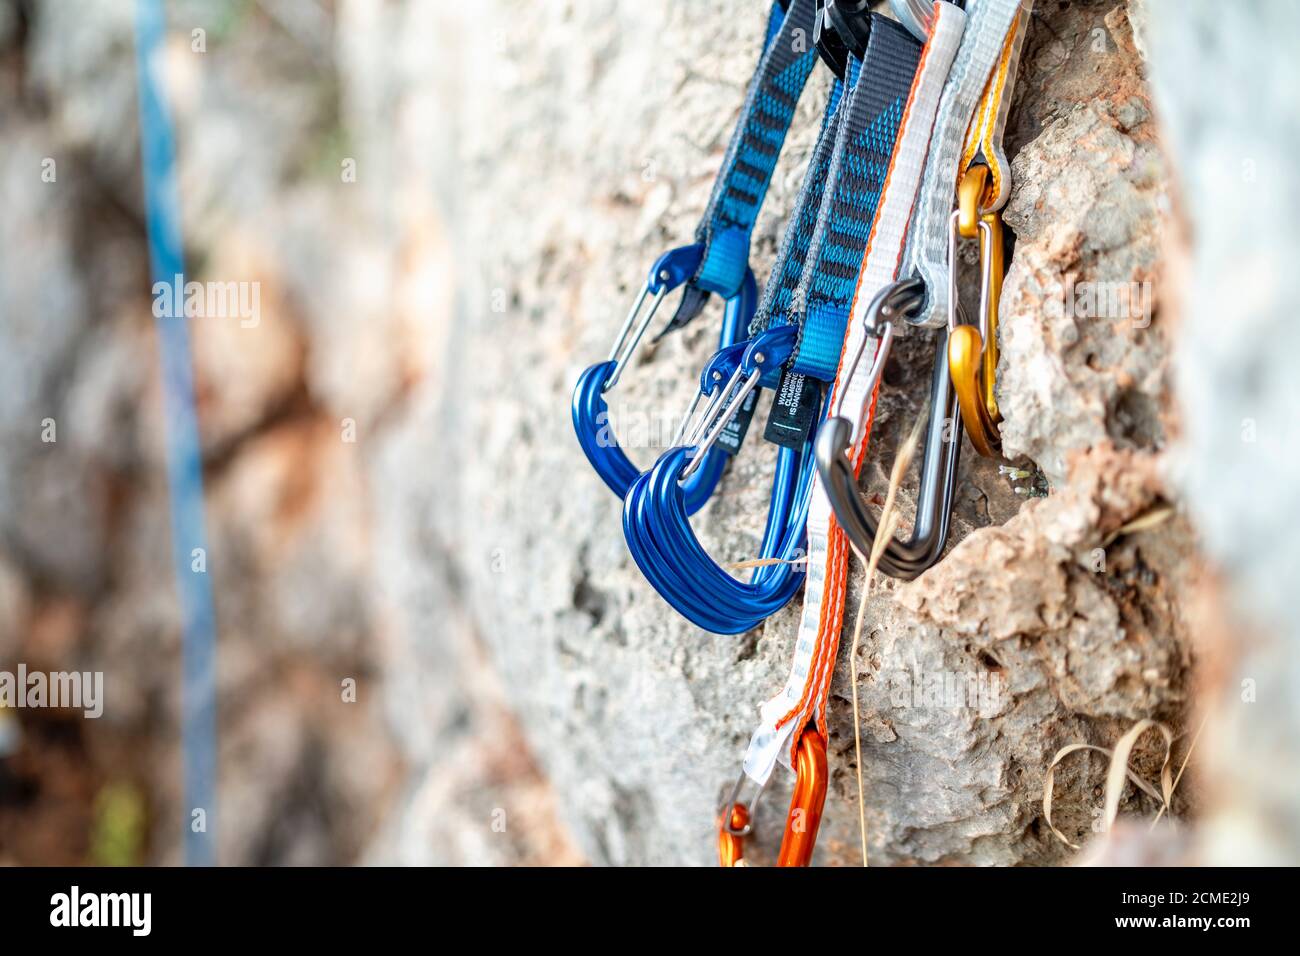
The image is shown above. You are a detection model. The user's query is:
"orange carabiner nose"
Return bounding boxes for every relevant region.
[776,728,828,867]
[718,802,750,867]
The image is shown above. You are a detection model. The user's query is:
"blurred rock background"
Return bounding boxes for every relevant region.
[0,0,578,866]
[0,0,1292,866]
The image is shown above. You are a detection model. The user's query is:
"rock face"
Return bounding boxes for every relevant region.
[0,0,575,865]
[417,0,1197,865]
[1,0,1223,866]
[0,0,408,864]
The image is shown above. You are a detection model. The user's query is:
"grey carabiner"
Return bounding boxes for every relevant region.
[815,278,960,579]
[835,279,925,446]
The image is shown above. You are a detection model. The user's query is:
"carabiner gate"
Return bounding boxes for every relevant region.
[947,164,1004,458]
[815,278,960,579]
[572,248,757,508]
[680,325,798,480]
[604,246,704,391]
[717,770,767,867]
[834,279,925,446]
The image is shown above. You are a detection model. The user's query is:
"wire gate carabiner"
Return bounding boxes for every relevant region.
[679,326,795,481]
[622,326,822,635]
[802,0,970,581]
[615,1,886,637]
[717,727,827,867]
[717,770,766,867]
[814,278,963,579]
[574,0,822,510]
[625,4,933,630]
[572,247,757,511]
[944,0,1031,456]
[605,246,704,393]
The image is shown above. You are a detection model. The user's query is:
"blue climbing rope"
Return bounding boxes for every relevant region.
[134,0,217,866]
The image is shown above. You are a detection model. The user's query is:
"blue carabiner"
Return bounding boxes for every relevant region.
[572,0,821,513]
[572,245,757,513]
[621,325,823,634]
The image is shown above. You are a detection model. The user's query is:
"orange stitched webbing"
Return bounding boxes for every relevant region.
[771,20,940,742]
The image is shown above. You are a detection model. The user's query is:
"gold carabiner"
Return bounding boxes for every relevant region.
[949,165,1003,458]
[956,163,989,240]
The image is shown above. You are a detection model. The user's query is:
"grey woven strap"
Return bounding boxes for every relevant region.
[901,0,1022,328]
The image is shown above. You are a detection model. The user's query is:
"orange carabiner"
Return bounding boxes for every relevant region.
[717,770,764,866]
[718,802,750,867]
[776,728,828,867]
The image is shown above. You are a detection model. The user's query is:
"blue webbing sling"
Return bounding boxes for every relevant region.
[616,15,925,635]
[750,60,857,346]
[792,16,921,381]
[753,13,921,374]
[751,13,921,449]
[663,0,823,332]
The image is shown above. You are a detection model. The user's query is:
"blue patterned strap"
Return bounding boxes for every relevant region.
[663,0,822,332]
[791,15,922,382]
[748,58,857,338]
